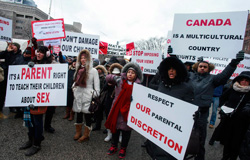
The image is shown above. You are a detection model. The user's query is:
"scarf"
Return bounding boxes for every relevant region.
[233,82,250,93]
[23,107,33,128]
[105,79,133,133]
[75,66,86,87]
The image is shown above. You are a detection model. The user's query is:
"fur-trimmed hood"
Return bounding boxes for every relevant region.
[95,65,108,75]
[121,62,143,83]
[192,61,215,73]
[159,57,188,85]
[109,63,123,74]
[74,49,92,80]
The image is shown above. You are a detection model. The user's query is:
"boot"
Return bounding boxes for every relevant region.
[104,129,112,142]
[25,139,41,156]
[68,109,74,121]
[0,111,8,119]
[63,107,70,119]
[19,136,33,150]
[74,123,83,140]
[78,125,92,142]
[25,145,41,156]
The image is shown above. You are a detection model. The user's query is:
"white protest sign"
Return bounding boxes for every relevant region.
[61,31,100,59]
[44,39,61,46]
[5,64,68,107]
[128,84,198,160]
[131,50,162,75]
[204,54,250,79]
[176,55,198,63]
[31,18,66,41]
[171,11,248,58]
[0,16,12,42]
[107,43,126,56]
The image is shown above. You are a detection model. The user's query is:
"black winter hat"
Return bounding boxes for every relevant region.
[233,71,250,84]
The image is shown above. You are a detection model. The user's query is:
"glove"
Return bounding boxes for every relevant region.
[193,110,200,121]
[167,45,173,54]
[28,62,35,68]
[236,50,244,62]
[197,57,203,62]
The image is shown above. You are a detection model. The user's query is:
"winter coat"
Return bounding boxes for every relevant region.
[72,50,100,114]
[105,62,143,133]
[95,65,108,91]
[190,59,238,107]
[146,57,194,160]
[0,49,22,79]
[13,55,31,65]
[240,123,250,160]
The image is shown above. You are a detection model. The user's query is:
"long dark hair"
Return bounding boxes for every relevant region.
[32,46,52,64]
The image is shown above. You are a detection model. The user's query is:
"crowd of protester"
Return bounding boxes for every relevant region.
[0,41,250,160]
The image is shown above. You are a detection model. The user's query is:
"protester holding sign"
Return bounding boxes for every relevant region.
[19,46,52,156]
[188,51,244,160]
[72,49,100,143]
[145,56,194,160]
[105,62,143,159]
[211,71,250,160]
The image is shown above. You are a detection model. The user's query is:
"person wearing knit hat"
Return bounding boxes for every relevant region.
[12,42,20,51]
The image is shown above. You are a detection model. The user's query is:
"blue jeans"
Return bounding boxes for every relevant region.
[209,97,219,125]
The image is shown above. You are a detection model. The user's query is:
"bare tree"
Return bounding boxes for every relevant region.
[22,19,33,39]
[135,37,167,53]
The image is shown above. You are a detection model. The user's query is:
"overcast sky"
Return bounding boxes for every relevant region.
[33,0,250,45]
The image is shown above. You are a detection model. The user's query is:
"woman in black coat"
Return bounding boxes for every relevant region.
[146,56,194,160]
[218,71,250,160]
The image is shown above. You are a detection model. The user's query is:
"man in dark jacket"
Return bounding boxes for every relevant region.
[189,51,244,160]
[0,42,22,113]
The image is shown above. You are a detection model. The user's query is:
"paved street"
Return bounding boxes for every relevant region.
[0,107,227,160]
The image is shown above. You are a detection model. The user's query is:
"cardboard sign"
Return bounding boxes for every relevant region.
[60,31,100,59]
[31,18,66,41]
[44,39,61,46]
[171,11,248,58]
[128,84,198,160]
[0,16,12,42]
[5,64,68,107]
[99,41,108,54]
[204,54,250,79]
[107,43,126,56]
[131,50,162,75]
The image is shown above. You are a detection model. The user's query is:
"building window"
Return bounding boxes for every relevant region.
[25,15,33,19]
[16,26,23,29]
[16,20,23,23]
[35,17,40,21]
[16,14,24,18]
[15,32,22,35]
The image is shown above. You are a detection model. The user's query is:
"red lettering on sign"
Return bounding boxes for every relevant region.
[186,19,232,26]
[21,67,52,80]
[36,92,50,103]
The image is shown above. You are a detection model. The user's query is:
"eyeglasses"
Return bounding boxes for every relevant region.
[198,65,208,69]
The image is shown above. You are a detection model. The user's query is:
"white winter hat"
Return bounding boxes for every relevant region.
[112,68,121,74]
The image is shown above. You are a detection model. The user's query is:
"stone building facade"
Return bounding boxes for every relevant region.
[0,0,81,40]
